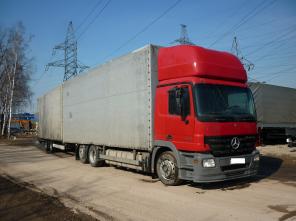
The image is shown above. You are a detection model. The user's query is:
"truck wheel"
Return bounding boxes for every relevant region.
[156,151,181,186]
[46,141,54,153]
[79,145,89,164]
[88,145,104,167]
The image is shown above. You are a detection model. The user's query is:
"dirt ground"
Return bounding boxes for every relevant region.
[0,137,295,221]
[0,175,97,221]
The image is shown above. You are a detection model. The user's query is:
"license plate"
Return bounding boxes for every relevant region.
[230,158,245,164]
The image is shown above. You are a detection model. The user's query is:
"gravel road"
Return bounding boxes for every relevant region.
[0,138,295,221]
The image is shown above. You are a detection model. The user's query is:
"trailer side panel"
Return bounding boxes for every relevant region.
[249,82,296,128]
[62,45,158,150]
[37,86,63,141]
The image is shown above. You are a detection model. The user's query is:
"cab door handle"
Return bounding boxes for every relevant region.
[166,134,173,140]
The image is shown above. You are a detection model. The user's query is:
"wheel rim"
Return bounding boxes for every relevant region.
[79,146,85,158]
[89,148,96,163]
[159,158,176,181]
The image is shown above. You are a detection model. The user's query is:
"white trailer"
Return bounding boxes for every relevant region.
[38,45,159,169]
[249,82,296,145]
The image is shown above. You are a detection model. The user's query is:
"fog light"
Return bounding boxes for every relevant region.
[254,154,260,162]
[203,159,215,168]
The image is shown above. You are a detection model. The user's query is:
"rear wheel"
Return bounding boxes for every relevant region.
[156,151,182,186]
[88,145,104,167]
[78,145,89,164]
[46,141,54,153]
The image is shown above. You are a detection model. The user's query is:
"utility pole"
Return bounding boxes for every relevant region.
[172,24,195,45]
[46,21,89,81]
[231,36,254,72]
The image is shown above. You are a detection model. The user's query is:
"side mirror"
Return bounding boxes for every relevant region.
[168,86,190,122]
[175,89,182,115]
[177,88,190,121]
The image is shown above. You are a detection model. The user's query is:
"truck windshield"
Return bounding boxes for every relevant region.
[194,84,256,122]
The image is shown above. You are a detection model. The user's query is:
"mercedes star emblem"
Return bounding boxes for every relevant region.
[231,137,240,150]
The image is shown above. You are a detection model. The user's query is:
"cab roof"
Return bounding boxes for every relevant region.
[158,45,247,83]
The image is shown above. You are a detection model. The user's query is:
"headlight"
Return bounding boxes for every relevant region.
[203,159,215,168]
[254,154,260,162]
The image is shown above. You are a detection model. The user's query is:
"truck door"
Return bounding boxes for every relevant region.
[165,84,195,151]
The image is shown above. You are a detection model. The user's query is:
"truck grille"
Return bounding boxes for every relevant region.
[205,135,256,157]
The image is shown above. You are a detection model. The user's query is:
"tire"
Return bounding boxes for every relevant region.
[156,151,182,186]
[88,145,104,167]
[78,145,89,164]
[46,141,54,153]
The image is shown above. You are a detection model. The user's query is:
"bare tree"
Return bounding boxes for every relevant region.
[0,23,33,138]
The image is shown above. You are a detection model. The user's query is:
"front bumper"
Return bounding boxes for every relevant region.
[178,150,259,183]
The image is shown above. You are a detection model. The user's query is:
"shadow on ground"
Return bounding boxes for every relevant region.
[0,175,98,221]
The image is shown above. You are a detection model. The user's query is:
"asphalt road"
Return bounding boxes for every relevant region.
[0,138,295,221]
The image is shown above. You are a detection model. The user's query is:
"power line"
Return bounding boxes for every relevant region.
[76,0,112,41]
[246,26,296,57]
[255,64,295,69]
[239,24,296,42]
[254,66,296,80]
[203,0,249,40]
[208,0,277,48]
[31,55,54,87]
[255,51,296,63]
[101,0,182,62]
[248,76,260,82]
[265,70,296,82]
[75,0,104,33]
[241,33,296,51]
[208,0,268,47]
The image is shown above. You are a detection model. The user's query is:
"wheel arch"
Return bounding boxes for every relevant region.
[151,140,181,174]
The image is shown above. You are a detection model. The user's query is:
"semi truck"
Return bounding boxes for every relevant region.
[249,82,296,146]
[38,45,260,185]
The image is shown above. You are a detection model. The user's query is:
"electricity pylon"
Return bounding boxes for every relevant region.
[46,21,89,81]
[172,24,195,45]
[231,36,254,72]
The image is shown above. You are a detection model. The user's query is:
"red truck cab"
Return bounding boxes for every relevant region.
[153,45,259,185]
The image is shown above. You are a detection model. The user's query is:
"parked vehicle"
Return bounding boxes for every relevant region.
[38,45,259,185]
[249,82,296,146]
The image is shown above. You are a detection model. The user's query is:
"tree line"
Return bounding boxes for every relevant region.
[0,22,33,138]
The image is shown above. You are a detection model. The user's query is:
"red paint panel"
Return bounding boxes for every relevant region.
[154,83,196,151]
[158,45,247,83]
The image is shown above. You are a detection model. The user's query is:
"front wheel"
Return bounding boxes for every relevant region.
[156,151,182,186]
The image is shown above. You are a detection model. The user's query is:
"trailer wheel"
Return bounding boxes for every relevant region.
[88,145,104,167]
[156,151,181,186]
[78,145,89,164]
[46,141,54,153]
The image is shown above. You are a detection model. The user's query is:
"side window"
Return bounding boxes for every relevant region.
[168,87,190,116]
[168,89,179,115]
[181,87,190,116]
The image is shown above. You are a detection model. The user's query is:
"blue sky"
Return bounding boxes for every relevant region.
[0,0,296,112]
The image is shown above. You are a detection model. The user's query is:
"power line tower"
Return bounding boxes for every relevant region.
[172,24,195,45]
[231,36,254,72]
[46,21,89,81]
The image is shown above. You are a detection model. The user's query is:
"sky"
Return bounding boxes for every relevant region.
[0,0,296,112]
